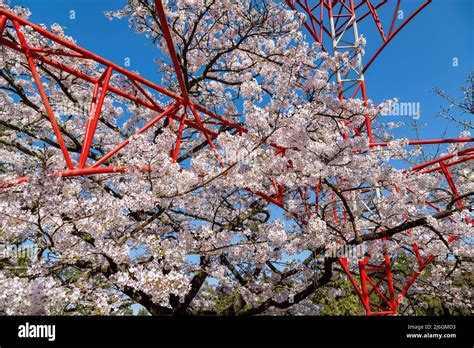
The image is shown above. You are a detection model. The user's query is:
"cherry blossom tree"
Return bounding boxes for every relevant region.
[0,0,471,316]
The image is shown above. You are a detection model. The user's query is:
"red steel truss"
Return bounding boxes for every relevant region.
[0,1,472,315]
[0,7,244,188]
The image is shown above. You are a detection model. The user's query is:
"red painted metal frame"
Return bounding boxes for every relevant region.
[286,0,431,73]
[0,8,244,187]
[286,0,432,140]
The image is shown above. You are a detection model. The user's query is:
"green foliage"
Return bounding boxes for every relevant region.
[410,295,471,316]
[312,277,365,315]
[391,256,471,315]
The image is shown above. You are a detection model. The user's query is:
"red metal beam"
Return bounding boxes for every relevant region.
[154,0,189,101]
[12,20,74,170]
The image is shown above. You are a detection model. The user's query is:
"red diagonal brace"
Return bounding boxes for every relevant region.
[92,103,181,168]
[78,66,113,168]
[154,0,189,102]
[0,15,7,35]
[12,20,74,169]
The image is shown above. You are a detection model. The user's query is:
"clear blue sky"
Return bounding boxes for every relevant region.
[9,0,473,140]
